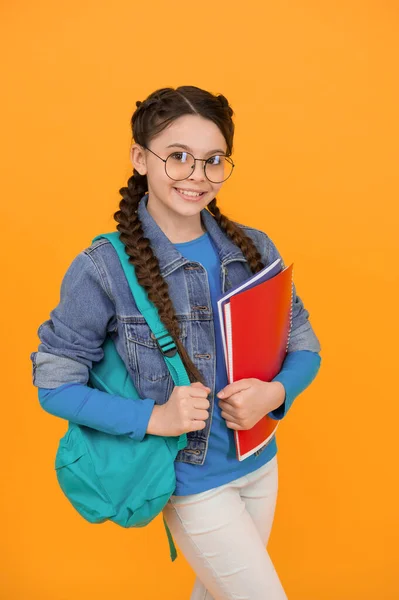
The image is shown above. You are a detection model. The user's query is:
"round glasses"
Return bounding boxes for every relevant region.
[142,146,235,183]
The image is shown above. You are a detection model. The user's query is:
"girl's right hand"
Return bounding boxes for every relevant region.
[146,381,211,437]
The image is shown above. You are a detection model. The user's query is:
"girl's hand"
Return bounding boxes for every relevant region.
[147,381,211,437]
[217,378,285,430]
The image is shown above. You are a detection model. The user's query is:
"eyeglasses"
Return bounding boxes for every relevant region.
[141,145,235,183]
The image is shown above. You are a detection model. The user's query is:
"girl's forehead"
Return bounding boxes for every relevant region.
[155,115,227,152]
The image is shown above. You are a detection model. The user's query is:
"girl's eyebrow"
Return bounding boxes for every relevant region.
[166,143,226,155]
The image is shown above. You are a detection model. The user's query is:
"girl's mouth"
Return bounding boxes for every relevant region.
[173,187,206,202]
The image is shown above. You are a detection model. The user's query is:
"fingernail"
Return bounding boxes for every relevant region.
[217,391,225,398]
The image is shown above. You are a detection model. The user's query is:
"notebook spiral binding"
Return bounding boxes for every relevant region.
[285,265,294,353]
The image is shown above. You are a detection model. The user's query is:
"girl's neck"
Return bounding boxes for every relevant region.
[146,195,207,244]
[166,225,207,244]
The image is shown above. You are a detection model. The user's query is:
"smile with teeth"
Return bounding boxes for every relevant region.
[175,188,205,198]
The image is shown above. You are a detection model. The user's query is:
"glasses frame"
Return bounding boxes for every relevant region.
[140,145,235,183]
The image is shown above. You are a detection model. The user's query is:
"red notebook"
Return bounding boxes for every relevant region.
[217,260,294,460]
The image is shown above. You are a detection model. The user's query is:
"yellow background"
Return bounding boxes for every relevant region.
[1,1,397,598]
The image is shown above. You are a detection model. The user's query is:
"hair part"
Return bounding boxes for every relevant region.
[113,86,264,385]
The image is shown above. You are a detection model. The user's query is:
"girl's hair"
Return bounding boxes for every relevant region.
[113,86,264,385]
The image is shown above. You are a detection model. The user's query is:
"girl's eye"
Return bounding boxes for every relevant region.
[170,152,188,162]
[207,155,223,166]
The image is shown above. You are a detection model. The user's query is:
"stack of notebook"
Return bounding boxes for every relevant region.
[217,258,294,460]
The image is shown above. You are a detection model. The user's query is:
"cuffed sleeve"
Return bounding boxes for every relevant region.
[268,350,321,420]
[31,352,90,387]
[38,383,156,442]
[30,249,117,388]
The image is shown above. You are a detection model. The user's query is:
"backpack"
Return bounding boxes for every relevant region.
[54,232,192,562]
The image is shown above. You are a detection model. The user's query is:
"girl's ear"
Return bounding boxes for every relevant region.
[130,143,147,176]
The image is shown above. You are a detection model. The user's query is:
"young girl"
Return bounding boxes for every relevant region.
[31,85,321,599]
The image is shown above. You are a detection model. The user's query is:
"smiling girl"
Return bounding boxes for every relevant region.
[31,86,321,599]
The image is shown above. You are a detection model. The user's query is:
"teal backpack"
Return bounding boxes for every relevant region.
[54,232,191,562]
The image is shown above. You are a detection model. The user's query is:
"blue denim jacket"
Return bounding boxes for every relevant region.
[31,193,321,464]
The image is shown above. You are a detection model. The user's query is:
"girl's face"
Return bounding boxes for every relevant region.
[131,114,228,224]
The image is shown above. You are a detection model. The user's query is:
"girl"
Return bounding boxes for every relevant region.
[31,85,321,599]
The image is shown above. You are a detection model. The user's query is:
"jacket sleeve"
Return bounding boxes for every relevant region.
[30,249,155,440]
[31,249,117,383]
[263,232,322,354]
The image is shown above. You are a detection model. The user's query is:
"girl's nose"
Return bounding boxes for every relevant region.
[188,159,206,181]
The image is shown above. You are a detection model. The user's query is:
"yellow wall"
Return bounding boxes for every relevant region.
[1,1,397,598]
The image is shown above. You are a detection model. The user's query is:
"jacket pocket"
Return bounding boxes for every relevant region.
[122,317,188,404]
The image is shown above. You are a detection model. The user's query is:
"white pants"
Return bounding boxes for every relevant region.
[162,454,288,600]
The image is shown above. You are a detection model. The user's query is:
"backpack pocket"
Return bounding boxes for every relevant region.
[55,427,116,523]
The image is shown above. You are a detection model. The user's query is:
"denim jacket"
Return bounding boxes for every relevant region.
[31,193,321,464]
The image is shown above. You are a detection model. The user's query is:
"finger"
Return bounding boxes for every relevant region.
[219,399,237,419]
[217,380,251,398]
[220,409,237,422]
[219,393,242,410]
[194,409,210,421]
[190,382,211,393]
[225,420,243,430]
[189,387,211,398]
[193,398,210,410]
[189,419,206,432]
[218,400,240,417]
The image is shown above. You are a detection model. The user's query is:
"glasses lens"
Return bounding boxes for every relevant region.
[205,155,233,183]
[165,152,195,180]
[165,152,234,182]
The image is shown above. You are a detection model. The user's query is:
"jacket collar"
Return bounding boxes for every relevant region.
[137,193,246,277]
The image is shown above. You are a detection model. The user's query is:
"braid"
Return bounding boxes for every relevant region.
[207,198,265,274]
[113,170,206,385]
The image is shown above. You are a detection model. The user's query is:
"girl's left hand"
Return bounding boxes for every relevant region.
[217,378,285,430]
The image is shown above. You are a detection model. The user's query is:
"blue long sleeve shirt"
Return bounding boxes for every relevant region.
[38,231,321,495]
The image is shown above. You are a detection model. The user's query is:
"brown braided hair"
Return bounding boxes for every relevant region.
[113,86,265,385]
